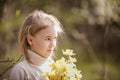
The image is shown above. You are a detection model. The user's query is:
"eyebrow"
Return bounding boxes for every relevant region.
[45,35,57,38]
[46,35,51,37]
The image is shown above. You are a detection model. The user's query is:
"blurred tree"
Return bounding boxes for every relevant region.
[0,0,7,21]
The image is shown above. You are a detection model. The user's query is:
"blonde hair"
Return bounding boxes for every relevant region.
[18,10,63,58]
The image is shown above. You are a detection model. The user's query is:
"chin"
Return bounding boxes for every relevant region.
[47,52,53,57]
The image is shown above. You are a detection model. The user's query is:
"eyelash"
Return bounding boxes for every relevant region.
[46,38,51,40]
[45,37,57,41]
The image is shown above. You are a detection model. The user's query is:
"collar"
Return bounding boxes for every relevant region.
[27,49,48,66]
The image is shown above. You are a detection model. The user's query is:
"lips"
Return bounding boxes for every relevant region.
[47,49,53,53]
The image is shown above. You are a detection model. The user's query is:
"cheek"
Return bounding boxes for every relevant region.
[35,40,49,48]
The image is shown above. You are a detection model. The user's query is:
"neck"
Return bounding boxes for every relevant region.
[27,49,48,65]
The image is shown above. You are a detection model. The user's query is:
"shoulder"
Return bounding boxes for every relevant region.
[9,60,28,80]
[12,60,27,71]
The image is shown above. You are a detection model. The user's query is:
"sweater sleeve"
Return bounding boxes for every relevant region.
[9,65,26,80]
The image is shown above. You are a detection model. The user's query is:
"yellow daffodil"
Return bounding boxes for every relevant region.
[62,49,75,56]
[44,49,82,80]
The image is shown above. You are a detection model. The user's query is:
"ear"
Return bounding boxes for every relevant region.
[26,34,33,46]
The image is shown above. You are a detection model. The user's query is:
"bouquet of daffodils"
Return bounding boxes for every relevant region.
[45,49,82,80]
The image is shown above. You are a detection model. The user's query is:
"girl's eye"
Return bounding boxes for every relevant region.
[45,37,57,41]
[45,38,51,40]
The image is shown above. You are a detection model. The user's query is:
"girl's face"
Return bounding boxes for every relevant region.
[28,26,58,58]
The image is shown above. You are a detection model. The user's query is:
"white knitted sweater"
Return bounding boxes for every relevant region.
[9,50,52,80]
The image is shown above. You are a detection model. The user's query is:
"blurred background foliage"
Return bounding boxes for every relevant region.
[0,0,120,80]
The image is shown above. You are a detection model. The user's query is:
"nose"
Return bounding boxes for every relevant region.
[49,40,56,48]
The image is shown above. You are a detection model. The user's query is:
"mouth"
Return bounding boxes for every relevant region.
[47,49,53,53]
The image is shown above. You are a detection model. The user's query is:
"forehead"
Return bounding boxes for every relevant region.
[35,26,58,37]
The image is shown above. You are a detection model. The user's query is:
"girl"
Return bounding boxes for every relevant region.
[9,10,63,80]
